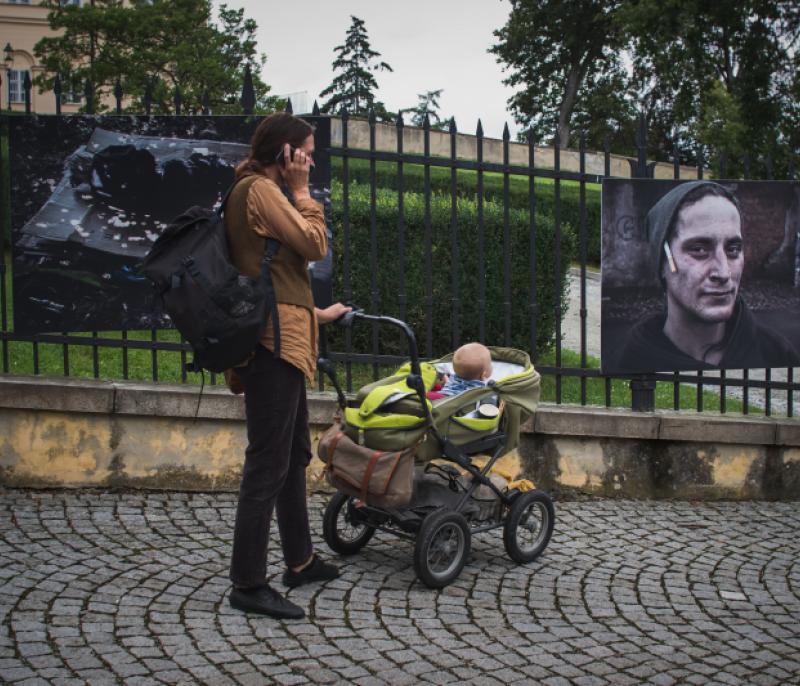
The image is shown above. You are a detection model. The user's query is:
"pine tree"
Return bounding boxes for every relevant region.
[319,15,393,118]
[400,89,445,128]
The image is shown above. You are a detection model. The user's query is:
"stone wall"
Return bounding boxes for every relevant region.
[330,117,700,180]
[0,376,797,499]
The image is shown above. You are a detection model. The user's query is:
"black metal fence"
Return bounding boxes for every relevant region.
[0,72,798,417]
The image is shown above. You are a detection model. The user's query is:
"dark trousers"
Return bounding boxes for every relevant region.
[229,345,313,589]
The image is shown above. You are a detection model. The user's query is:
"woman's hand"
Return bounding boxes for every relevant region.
[279,144,313,201]
[315,302,352,325]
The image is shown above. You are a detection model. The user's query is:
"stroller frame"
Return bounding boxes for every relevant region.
[318,311,554,588]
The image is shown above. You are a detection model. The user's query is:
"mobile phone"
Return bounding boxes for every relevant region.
[275,146,295,166]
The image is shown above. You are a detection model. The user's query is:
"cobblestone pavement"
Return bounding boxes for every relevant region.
[1,489,799,686]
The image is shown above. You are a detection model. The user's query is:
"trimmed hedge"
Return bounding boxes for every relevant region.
[332,156,600,264]
[328,181,575,360]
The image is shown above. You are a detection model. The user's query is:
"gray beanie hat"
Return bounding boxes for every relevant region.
[646,180,733,276]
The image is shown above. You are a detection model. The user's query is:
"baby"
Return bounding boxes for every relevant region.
[428,342,493,399]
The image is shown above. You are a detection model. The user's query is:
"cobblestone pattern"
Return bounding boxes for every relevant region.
[1,489,799,685]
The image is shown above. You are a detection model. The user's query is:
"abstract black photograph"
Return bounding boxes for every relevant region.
[601,179,800,374]
[8,115,331,334]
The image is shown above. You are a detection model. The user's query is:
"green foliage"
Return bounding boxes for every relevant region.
[332,157,602,264]
[34,0,278,114]
[319,16,393,120]
[621,0,799,171]
[399,89,448,129]
[490,0,628,148]
[327,181,575,361]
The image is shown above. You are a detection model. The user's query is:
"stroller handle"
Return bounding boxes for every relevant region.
[337,310,423,376]
[335,310,431,415]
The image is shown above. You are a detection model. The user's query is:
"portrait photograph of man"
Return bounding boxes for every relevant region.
[601,179,800,375]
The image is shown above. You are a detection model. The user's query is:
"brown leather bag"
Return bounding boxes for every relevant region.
[317,419,415,509]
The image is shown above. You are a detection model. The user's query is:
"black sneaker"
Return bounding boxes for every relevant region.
[282,554,340,589]
[229,585,304,619]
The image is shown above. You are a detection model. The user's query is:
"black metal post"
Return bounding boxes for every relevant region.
[54,74,62,116]
[396,112,407,323]
[23,71,31,114]
[449,117,459,349]
[114,79,122,114]
[629,113,656,412]
[84,79,93,114]
[241,65,255,115]
[528,127,538,362]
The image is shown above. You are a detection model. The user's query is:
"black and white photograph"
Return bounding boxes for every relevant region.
[602,179,800,375]
[8,115,332,334]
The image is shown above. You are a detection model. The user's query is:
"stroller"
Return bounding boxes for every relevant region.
[317,311,555,588]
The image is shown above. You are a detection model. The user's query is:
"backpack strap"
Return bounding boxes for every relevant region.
[262,238,281,359]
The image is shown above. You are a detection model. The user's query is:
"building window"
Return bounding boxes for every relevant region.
[61,75,81,104]
[7,70,30,103]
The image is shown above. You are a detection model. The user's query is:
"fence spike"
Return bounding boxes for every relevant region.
[718,151,728,178]
[368,107,376,125]
[396,110,404,128]
[312,100,319,116]
[449,117,456,134]
[476,119,483,137]
[502,121,510,141]
[579,130,586,151]
[54,74,62,115]
[527,127,536,145]
[422,113,430,130]
[84,79,94,114]
[241,64,255,115]
[603,134,610,154]
[143,79,152,116]
[285,97,293,114]
[174,86,182,115]
[340,105,348,122]
[114,79,123,114]
[201,90,210,115]
[23,71,31,114]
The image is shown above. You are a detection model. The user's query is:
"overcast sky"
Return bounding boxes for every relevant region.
[217,0,520,140]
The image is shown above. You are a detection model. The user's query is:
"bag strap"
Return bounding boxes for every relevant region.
[262,238,281,359]
[325,431,345,468]
[360,450,383,502]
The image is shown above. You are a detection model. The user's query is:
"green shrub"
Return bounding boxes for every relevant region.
[328,181,575,360]
[332,157,600,264]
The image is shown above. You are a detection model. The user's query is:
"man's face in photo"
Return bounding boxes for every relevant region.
[663,194,743,324]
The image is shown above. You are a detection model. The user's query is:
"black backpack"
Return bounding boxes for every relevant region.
[139,181,280,373]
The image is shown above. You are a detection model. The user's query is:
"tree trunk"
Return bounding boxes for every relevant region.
[557,66,582,148]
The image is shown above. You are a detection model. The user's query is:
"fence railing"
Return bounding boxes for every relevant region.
[0,72,797,417]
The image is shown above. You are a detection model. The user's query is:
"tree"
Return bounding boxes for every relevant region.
[490,0,629,148]
[34,0,278,114]
[399,89,446,128]
[319,15,393,119]
[620,0,799,169]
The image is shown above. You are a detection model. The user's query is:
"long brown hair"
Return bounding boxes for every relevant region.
[235,112,314,179]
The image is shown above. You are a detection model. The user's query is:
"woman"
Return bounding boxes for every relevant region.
[224,112,350,619]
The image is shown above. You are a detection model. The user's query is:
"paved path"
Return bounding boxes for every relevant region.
[2,489,799,685]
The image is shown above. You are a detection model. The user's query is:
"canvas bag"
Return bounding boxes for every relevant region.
[318,418,416,509]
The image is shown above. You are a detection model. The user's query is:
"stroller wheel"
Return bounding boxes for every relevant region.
[414,509,471,588]
[323,492,375,555]
[503,490,555,564]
